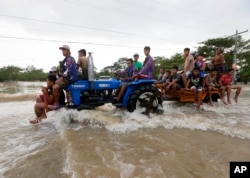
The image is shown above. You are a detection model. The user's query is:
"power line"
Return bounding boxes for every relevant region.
[0,35,171,50]
[0,13,172,41]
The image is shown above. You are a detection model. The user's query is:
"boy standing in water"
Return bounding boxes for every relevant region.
[221,68,242,104]
[185,67,203,110]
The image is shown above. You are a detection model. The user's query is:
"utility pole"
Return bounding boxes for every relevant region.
[230,29,248,84]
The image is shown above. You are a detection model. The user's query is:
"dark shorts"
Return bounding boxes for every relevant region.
[215,66,225,73]
[175,83,182,89]
[58,78,69,89]
[170,83,182,90]
[191,85,202,92]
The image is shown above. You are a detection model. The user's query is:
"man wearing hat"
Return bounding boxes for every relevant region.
[49,66,60,79]
[133,53,142,71]
[51,45,78,108]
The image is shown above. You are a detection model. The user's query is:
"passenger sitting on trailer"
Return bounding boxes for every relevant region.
[185,67,204,110]
[165,66,184,96]
[154,67,168,91]
[114,58,135,102]
[205,68,227,106]
[160,70,171,93]
[221,68,242,104]
[195,53,206,78]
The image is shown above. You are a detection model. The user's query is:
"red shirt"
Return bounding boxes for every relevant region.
[221,74,232,86]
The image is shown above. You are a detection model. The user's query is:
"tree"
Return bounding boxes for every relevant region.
[0,66,22,81]
[154,53,183,78]
[197,36,250,67]
[197,37,235,68]
[0,65,47,81]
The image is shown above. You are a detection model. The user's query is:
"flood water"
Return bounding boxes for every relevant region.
[0,81,250,178]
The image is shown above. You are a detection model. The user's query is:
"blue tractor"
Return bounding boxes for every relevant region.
[66,53,163,115]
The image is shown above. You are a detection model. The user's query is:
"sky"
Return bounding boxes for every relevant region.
[0,0,249,72]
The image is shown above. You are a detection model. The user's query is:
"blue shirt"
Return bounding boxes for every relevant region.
[64,56,78,81]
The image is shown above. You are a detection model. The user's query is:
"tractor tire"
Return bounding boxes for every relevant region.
[127,85,160,113]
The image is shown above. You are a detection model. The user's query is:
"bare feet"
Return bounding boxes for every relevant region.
[233,97,238,103]
[227,99,232,104]
[208,102,214,106]
[29,118,41,124]
[221,99,228,105]
[38,115,47,120]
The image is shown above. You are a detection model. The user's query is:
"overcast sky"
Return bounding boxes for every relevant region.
[0,0,249,72]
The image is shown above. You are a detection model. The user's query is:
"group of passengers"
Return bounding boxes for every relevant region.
[30,44,243,123]
[114,46,154,102]
[30,45,88,124]
[155,47,242,110]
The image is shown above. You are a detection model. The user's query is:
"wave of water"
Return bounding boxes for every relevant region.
[1,82,250,177]
[32,98,250,140]
[0,98,249,178]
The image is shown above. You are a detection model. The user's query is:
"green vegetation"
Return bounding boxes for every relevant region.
[0,65,47,82]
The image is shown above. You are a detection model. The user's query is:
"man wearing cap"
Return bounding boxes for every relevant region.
[49,66,60,79]
[52,45,78,108]
[133,53,142,71]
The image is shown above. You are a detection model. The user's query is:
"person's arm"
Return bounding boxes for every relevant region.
[138,62,143,70]
[165,77,171,84]
[205,75,210,87]
[168,79,177,88]
[218,79,223,86]
[201,61,206,70]
[211,57,215,64]
[42,87,54,104]
[64,57,75,77]
[219,55,225,65]
[220,75,226,86]
[185,79,190,89]
[77,58,81,70]
[160,74,167,83]
[202,78,206,89]
[184,56,193,72]
[199,77,204,88]
[183,60,189,73]
[138,57,153,75]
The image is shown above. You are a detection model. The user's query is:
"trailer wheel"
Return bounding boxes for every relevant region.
[127,85,160,113]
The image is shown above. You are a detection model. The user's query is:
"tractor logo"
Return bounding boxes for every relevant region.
[98,83,110,88]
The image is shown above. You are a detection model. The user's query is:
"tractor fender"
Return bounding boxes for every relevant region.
[122,79,156,107]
